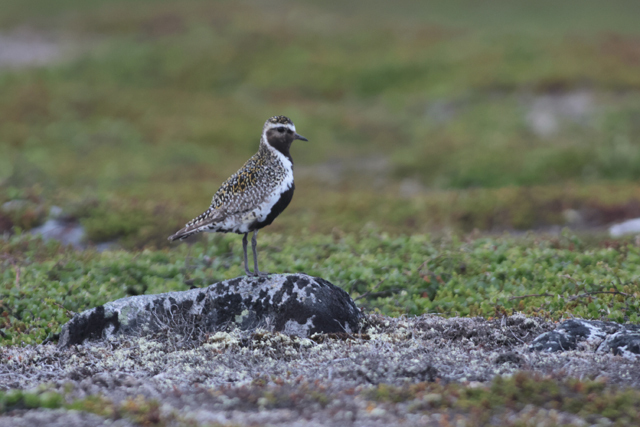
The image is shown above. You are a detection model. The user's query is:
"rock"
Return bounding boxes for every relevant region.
[494,352,524,366]
[609,218,640,237]
[599,330,640,360]
[30,219,85,248]
[3,409,135,427]
[49,205,64,218]
[28,207,116,251]
[1,199,31,212]
[29,206,86,249]
[562,208,583,226]
[58,273,361,348]
[529,319,620,352]
[0,31,62,69]
[525,91,592,138]
[529,319,640,358]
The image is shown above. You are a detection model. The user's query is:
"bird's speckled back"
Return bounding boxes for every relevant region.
[185,142,290,228]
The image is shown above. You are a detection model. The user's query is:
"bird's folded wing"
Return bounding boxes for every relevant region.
[168,161,275,241]
[208,163,275,218]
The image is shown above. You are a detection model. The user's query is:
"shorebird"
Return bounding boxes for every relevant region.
[168,115,307,277]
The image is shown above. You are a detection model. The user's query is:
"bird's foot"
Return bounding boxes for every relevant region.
[244,270,269,278]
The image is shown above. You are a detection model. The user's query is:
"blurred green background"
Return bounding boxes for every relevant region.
[1,0,640,244]
[3,0,640,344]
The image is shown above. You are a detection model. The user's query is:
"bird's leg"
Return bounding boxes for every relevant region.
[252,230,269,277]
[242,233,254,276]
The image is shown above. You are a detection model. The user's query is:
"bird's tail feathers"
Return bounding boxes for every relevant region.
[167,225,203,242]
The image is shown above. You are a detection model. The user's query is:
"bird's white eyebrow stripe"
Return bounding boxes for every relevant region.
[265,122,296,132]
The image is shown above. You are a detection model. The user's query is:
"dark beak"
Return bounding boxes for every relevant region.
[294,133,308,141]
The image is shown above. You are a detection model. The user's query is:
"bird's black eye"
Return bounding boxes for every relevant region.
[277,126,285,133]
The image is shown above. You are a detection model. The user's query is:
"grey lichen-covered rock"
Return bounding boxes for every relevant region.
[529,319,640,358]
[58,273,361,348]
[599,330,640,359]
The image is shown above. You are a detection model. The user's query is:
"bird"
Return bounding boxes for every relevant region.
[168,115,308,277]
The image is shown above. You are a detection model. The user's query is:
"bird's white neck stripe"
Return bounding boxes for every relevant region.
[261,138,293,169]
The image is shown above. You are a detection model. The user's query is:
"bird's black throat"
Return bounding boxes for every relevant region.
[265,129,294,162]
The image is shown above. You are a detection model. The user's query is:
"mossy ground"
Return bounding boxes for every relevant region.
[4,374,640,426]
[2,231,640,346]
[2,0,640,240]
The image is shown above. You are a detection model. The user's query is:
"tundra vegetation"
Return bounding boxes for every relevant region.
[2,0,640,425]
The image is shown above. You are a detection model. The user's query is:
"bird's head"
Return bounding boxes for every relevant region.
[262,115,308,155]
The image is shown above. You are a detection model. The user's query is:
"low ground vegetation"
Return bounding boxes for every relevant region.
[2,0,640,240]
[1,231,640,346]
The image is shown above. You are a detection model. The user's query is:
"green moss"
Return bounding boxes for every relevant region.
[0,390,64,412]
[2,231,640,345]
[3,390,24,407]
[2,374,639,425]
[39,392,64,409]
[66,395,114,418]
[368,373,640,425]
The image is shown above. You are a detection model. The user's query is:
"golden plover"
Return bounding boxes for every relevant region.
[168,115,308,277]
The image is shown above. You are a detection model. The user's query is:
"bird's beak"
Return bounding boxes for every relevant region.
[294,133,308,141]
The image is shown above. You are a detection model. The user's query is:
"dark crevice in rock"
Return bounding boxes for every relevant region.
[61,305,120,347]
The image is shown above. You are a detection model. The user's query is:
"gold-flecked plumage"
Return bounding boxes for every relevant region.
[168,115,308,277]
